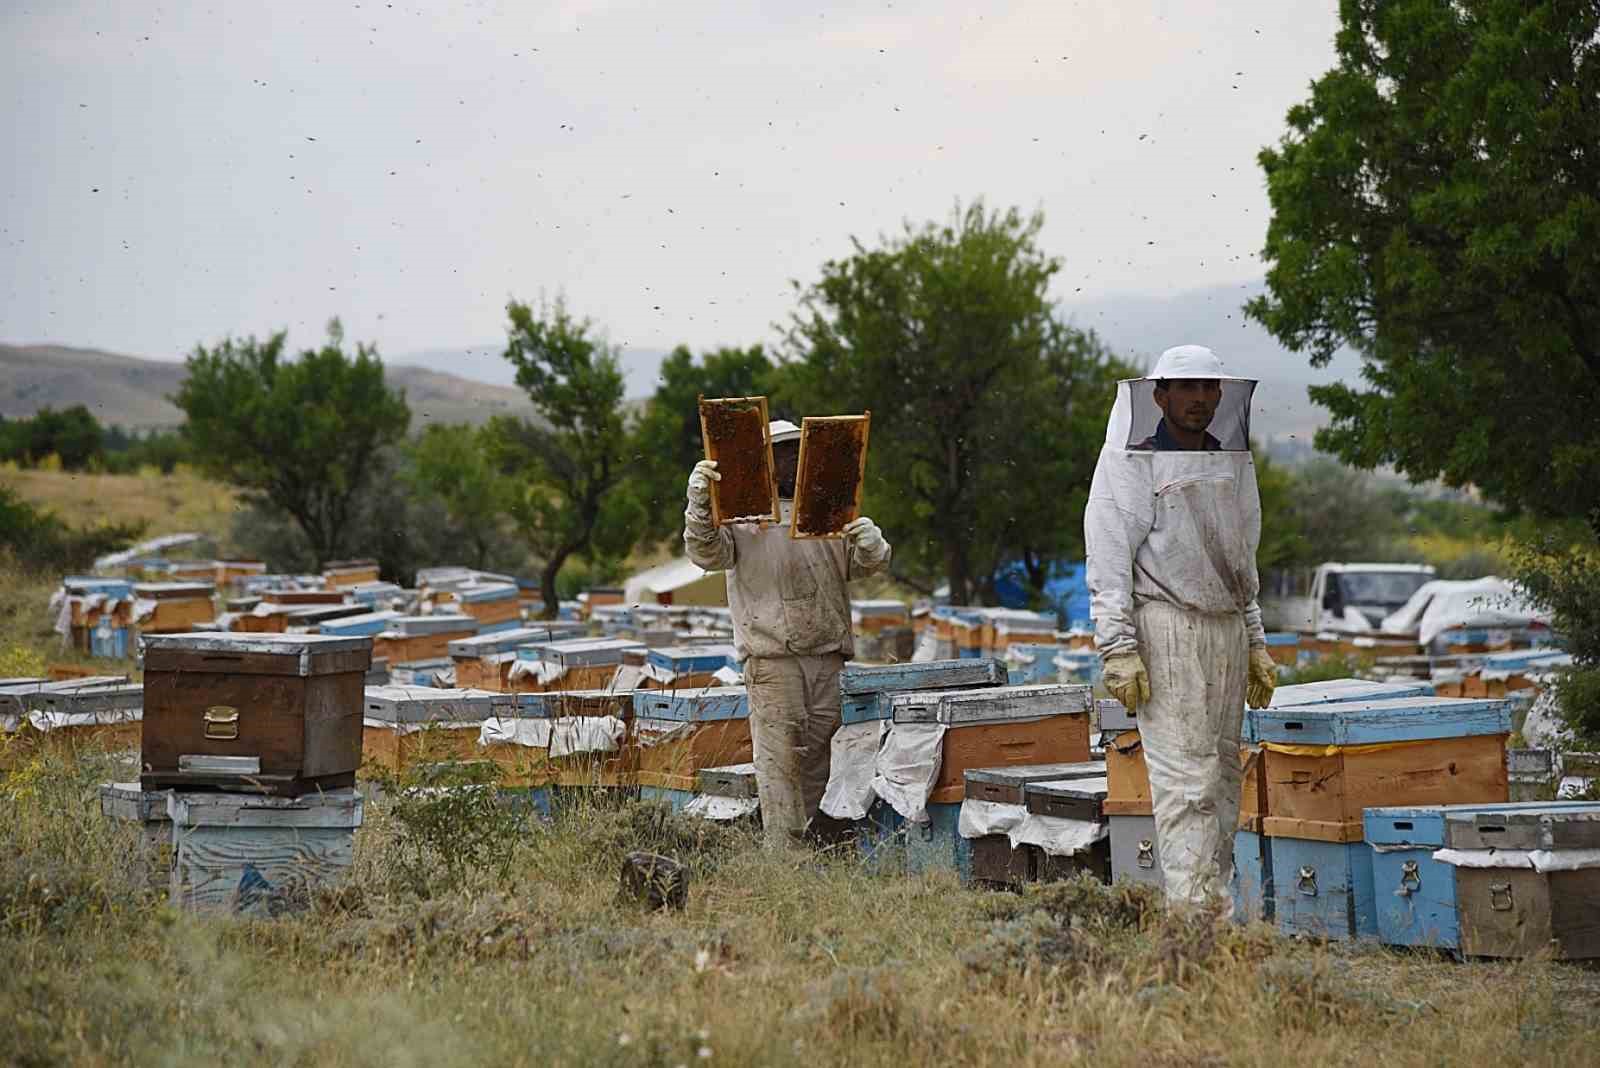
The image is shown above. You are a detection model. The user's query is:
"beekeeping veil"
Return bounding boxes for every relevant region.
[1104,345,1255,452]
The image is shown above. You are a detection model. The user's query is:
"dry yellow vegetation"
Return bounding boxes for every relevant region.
[1,465,239,544]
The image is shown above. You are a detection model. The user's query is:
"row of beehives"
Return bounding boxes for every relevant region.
[48,563,589,662]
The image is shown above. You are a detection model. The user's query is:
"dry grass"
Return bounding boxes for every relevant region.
[2,560,1599,1067]
[2,465,240,544]
[4,748,1599,1068]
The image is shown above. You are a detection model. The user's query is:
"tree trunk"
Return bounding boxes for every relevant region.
[945,543,970,607]
[539,554,565,621]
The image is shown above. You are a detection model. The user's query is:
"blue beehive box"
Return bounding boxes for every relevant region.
[1363,801,1600,950]
[1234,828,1274,923]
[1053,649,1102,686]
[902,801,971,878]
[320,610,402,638]
[631,686,749,723]
[1246,678,1437,743]
[639,784,696,813]
[1270,836,1377,941]
[90,622,131,659]
[645,644,738,675]
[447,627,551,659]
[1251,695,1510,747]
[1004,643,1061,686]
[838,659,1008,724]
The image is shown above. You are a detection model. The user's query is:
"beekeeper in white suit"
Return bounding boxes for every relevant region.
[684,419,893,846]
[1084,345,1277,905]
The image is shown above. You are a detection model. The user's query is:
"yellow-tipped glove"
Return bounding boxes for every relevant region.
[1103,651,1151,713]
[1247,646,1278,710]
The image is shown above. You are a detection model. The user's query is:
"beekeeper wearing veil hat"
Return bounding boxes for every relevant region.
[1084,345,1277,905]
[684,418,892,846]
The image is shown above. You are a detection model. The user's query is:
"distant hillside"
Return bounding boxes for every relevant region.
[0,343,537,430]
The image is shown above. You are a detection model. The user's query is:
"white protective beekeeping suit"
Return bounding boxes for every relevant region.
[684,419,893,845]
[1083,345,1275,905]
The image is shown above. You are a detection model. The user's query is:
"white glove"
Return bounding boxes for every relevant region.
[842,516,886,556]
[1247,646,1277,710]
[1102,651,1150,713]
[687,460,720,512]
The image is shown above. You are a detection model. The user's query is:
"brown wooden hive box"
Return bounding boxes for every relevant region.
[140,632,372,796]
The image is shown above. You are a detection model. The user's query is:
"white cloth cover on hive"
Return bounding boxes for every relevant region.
[868,721,945,824]
[28,708,142,732]
[819,720,886,821]
[1010,813,1107,857]
[478,718,551,749]
[1433,847,1600,873]
[958,798,1027,839]
[549,716,627,757]
[684,794,760,822]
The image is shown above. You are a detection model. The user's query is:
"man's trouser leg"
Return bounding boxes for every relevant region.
[745,654,844,845]
[1134,601,1247,905]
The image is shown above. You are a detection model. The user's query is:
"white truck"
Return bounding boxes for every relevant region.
[1297,562,1437,633]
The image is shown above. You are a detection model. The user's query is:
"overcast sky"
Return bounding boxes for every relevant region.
[3,0,1344,368]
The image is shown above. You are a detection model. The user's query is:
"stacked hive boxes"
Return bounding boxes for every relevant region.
[1252,694,1513,940]
[1101,679,1436,897]
[960,761,1109,886]
[631,687,753,805]
[1364,801,1600,959]
[134,633,371,915]
[843,659,1093,878]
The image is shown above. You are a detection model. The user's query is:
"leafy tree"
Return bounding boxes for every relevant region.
[489,299,646,617]
[1513,542,1600,741]
[1253,448,1301,573]
[1282,458,1409,566]
[0,486,144,573]
[1247,0,1600,534]
[405,424,517,569]
[780,201,1130,604]
[631,344,774,541]
[0,406,105,470]
[174,321,411,568]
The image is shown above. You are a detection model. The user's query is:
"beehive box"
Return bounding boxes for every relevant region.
[851,599,910,634]
[1270,836,1377,942]
[1023,775,1108,822]
[141,633,371,796]
[632,688,753,789]
[1109,813,1162,886]
[361,687,507,777]
[889,684,1093,804]
[389,658,454,688]
[261,589,346,606]
[323,559,381,588]
[1003,643,1063,686]
[1235,828,1275,923]
[1442,805,1600,959]
[132,582,216,633]
[961,763,1106,886]
[451,583,522,628]
[25,682,144,752]
[317,611,402,639]
[100,782,173,890]
[167,789,363,915]
[839,658,1008,724]
[697,762,758,799]
[1258,696,1512,842]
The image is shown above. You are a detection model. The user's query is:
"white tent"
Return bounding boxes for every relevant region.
[623,558,727,608]
[1380,576,1551,647]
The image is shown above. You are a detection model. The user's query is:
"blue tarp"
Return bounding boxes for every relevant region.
[991,560,1091,628]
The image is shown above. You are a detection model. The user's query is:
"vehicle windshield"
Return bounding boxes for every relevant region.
[1335,572,1431,610]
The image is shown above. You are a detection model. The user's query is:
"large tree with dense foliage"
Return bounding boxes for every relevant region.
[631,344,774,541]
[488,299,645,617]
[174,322,411,568]
[780,202,1134,604]
[1247,0,1600,533]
